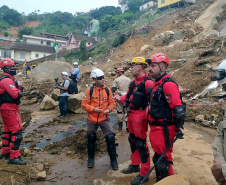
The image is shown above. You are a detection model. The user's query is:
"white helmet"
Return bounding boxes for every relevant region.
[61,71,68,76]
[73,62,78,66]
[90,68,104,79]
[211,59,226,85]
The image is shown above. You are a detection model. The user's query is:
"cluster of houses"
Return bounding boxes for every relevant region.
[119,0,195,13]
[0,32,98,64]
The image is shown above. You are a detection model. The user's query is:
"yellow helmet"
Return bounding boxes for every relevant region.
[127,57,148,67]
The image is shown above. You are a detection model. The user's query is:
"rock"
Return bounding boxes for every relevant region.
[195,114,205,122]
[154,174,190,185]
[23,148,32,157]
[36,171,47,179]
[67,92,85,113]
[40,95,57,110]
[50,150,59,154]
[202,121,212,127]
[166,31,175,37]
[27,97,38,104]
[51,89,61,101]
[173,31,185,41]
[187,28,196,38]
[140,45,152,52]
[66,151,75,156]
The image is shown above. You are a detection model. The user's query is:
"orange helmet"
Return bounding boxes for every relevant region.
[146,53,169,66]
[0,58,15,69]
[116,68,124,73]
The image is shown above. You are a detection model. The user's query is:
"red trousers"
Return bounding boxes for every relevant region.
[149,125,175,176]
[128,110,150,177]
[1,110,22,159]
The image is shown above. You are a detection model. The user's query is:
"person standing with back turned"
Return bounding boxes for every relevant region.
[112,67,131,131]
[0,58,26,165]
[81,68,118,170]
[70,62,80,94]
[114,57,154,185]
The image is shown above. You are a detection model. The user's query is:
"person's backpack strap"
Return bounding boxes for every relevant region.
[89,86,109,104]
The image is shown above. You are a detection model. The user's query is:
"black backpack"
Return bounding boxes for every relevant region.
[67,80,77,94]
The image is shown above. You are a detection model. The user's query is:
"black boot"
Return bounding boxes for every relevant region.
[118,122,123,131]
[87,133,96,168]
[122,164,140,174]
[0,153,10,159]
[126,121,129,132]
[57,110,63,117]
[131,174,148,185]
[106,133,118,170]
[8,156,26,165]
[61,110,67,118]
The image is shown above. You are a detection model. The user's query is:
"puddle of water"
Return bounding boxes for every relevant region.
[22,114,118,149]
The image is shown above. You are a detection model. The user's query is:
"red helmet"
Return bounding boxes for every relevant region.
[0,58,15,69]
[146,53,169,66]
[116,68,124,73]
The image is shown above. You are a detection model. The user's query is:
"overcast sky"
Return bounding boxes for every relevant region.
[0,0,120,15]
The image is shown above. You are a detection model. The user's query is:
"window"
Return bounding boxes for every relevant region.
[161,0,165,3]
[41,40,43,44]
[35,54,39,58]
[1,50,11,58]
[20,52,25,59]
[46,41,51,46]
[88,42,90,45]
[43,54,46,57]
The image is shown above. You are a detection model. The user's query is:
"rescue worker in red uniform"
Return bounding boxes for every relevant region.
[114,57,154,185]
[146,53,185,182]
[0,58,26,165]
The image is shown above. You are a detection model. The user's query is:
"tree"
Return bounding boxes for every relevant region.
[3,31,9,37]
[100,15,117,32]
[18,26,33,39]
[90,6,120,20]
[0,5,24,26]
[127,0,141,13]
[80,39,88,61]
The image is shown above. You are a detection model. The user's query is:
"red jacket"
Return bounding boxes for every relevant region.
[0,73,22,111]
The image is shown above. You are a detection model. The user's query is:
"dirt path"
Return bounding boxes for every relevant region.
[28,121,217,185]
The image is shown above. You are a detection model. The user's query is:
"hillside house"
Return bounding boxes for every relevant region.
[66,34,97,50]
[118,0,129,13]
[140,1,157,11]
[0,40,53,64]
[23,32,68,51]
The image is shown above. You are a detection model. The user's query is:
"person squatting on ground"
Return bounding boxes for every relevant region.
[146,53,185,182]
[0,58,26,165]
[56,72,70,118]
[211,59,226,185]
[81,68,118,170]
[112,67,131,131]
[69,62,80,94]
[114,57,154,185]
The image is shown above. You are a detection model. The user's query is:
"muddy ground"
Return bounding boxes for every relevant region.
[0,0,226,184]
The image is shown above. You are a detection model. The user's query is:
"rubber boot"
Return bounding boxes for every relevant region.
[118,122,123,131]
[8,156,26,165]
[57,110,63,117]
[126,121,129,132]
[0,153,10,159]
[106,134,118,170]
[87,133,96,168]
